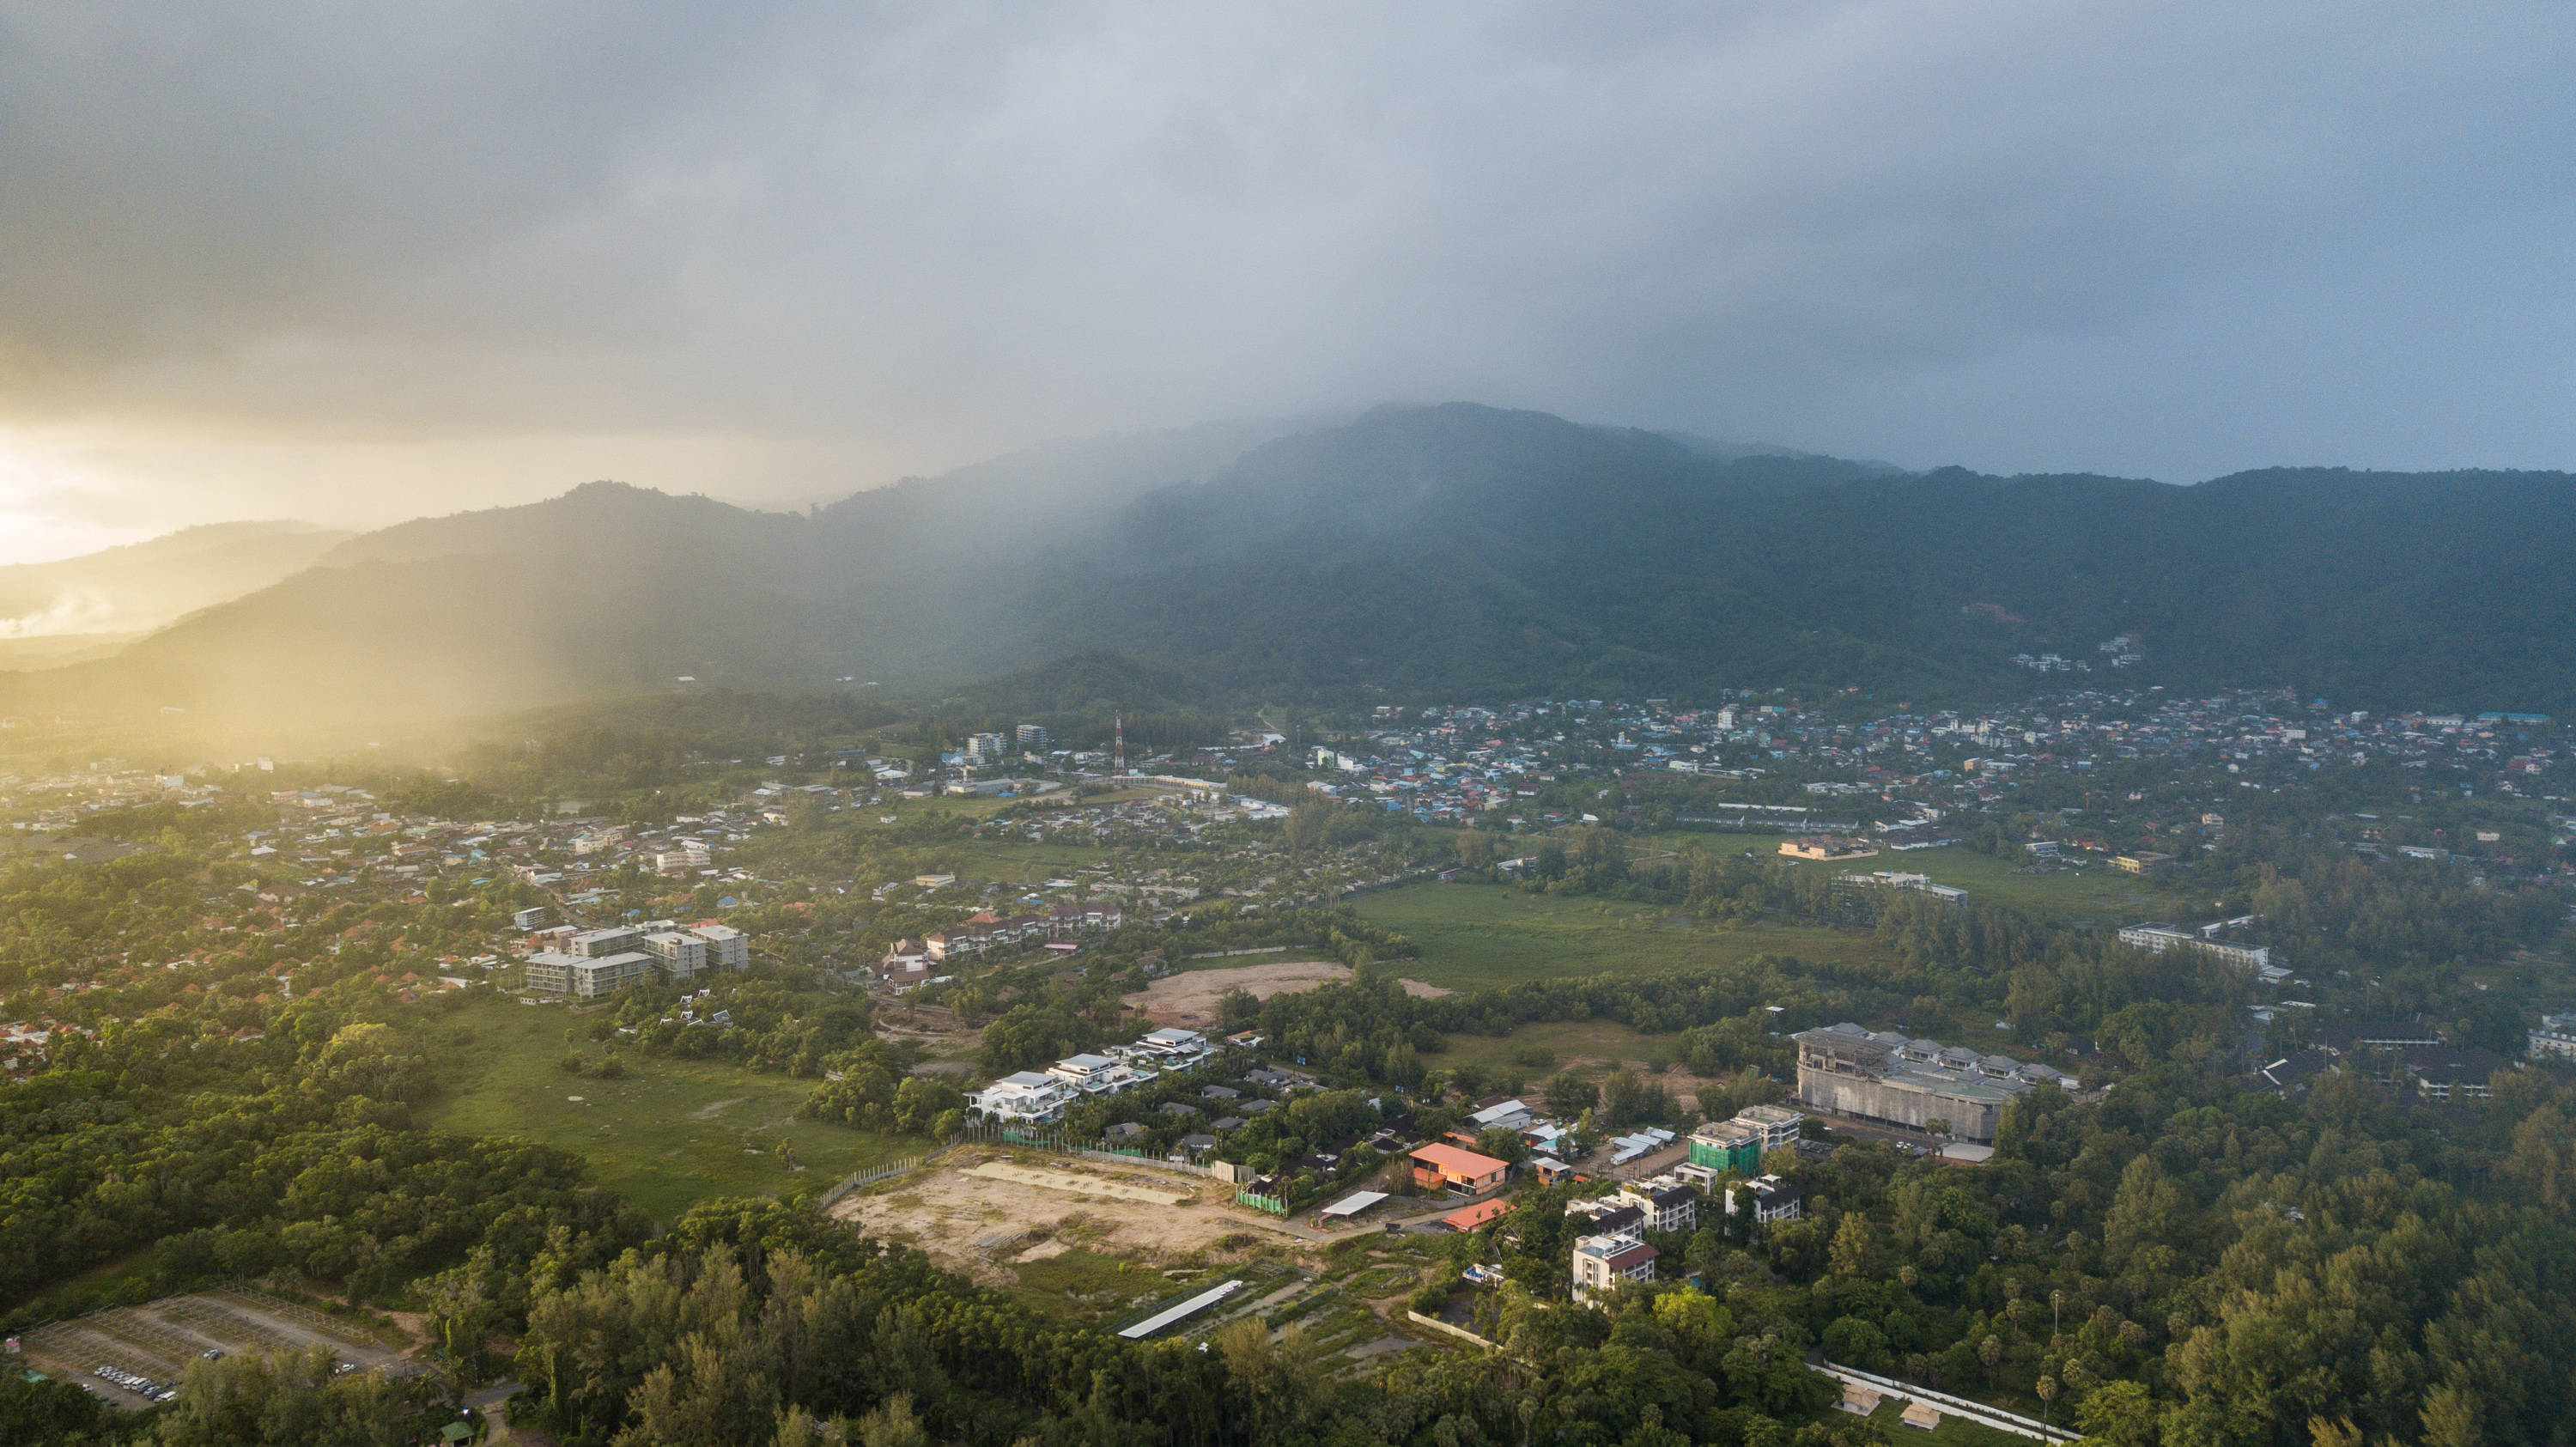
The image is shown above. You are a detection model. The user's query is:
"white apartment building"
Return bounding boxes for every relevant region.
[970,1071,1074,1123]
[1571,1233,1658,1304]
[2118,923,2270,971]
[1615,1176,1698,1232]
[1046,1053,1142,1094]
[525,950,655,999]
[643,931,708,982]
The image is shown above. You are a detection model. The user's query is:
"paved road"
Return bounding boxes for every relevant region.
[1811,1360,2077,1443]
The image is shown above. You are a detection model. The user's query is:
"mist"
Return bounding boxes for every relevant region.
[2,1,2573,559]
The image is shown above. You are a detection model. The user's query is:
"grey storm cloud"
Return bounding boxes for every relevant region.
[1,0,2573,505]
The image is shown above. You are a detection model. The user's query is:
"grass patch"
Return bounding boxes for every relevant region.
[1656,831,2196,924]
[420,995,915,1221]
[1434,1018,1668,1074]
[1352,880,1880,990]
[1007,1249,1175,1322]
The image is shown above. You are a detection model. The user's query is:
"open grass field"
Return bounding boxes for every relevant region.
[1350,879,1882,991]
[951,839,1115,880]
[1652,830,2196,924]
[421,995,914,1220]
[1430,1018,1668,1074]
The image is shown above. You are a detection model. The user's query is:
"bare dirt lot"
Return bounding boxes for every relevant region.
[968,1160,1192,1205]
[829,1151,1299,1286]
[1123,960,1450,1026]
[20,1286,410,1410]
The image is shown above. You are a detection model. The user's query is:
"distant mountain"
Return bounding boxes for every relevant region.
[0,520,351,646]
[8,404,2573,725]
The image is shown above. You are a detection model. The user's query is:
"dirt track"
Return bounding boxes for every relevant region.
[1122,960,1450,1026]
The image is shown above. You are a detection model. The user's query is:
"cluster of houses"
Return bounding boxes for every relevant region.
[1559,1103,1811,1303]
[875,903,1130,988]
[965,1026,1218,1122]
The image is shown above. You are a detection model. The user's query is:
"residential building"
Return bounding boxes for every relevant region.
[1616,1176,1697,1232]
[1723,1174,1804,1224]
[524,949,654,999]
[1127,1027,1211,1067]
[1831,871,1966,905]
[2396,1046,2506,1100]
[1046,1053,1142,1094]
[1016,724,1048,751]
[511,906,550,931]
[2114,852,2177,875]
[2530,1012,2576,1063]
[1410,1143,1510,1195]
[1688,1119,1763,1176]
[567,927,645,958]
[2117,923,2270,972]
[690,923,749,971]
[966,733,1008,764]
[1780,836,1879,861]
[1735,1103,1807,1150]
[1793,1023,2071,1143]
[643,931,708,982]
[970,1071,1073,1122]
[1571,1233,1658,1303]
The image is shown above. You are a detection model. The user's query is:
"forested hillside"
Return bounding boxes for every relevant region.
[7,405,2573,726]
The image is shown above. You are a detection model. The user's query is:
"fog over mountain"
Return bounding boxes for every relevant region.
[6,404,2568,728]
[1,3,2572,556]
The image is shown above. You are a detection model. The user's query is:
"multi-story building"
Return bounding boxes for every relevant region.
[1616,1176,1697,1232]
[2530,1013,2576,1063]
[1016,724,1048,751]
[1046,1053,1143,1094]
[568,927,645,958]
[1571,1233,1658,1303]
[1794,1024,2071,1142]
[1723,1174,1804,1224]
[2117,923,2270,972]
[1688,1118,1763,1176]
[966,733,1008,764]
[643,931,708,982]
[525,949,655,999]
[1735,1103,1806,1149]
[969,1071,1073,1122]
[690,922,749,971]
[1127,1027,1212,1067]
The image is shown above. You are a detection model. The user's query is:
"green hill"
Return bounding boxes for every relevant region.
[7,404,2572,725]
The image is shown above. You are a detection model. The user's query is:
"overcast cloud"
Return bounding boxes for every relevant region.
[0,1,2570,560]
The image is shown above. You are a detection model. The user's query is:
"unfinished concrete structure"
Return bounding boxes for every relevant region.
[1793,1023,2073,1143]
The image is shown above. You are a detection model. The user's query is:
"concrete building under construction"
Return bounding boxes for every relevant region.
[1793,1023,2075,1143]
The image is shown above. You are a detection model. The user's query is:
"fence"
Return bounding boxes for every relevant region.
[951,1120,1216,1177]
[1236,1192,1289,1216]
[818,1152,935,1211]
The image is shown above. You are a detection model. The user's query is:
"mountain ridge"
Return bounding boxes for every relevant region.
[5,404,2570,725]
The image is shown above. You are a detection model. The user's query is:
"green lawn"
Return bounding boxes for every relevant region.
[1351,879,1882,991]
[1431,1018,1668,1074]
[1653,831,2197,925]
[422,995,915,1220]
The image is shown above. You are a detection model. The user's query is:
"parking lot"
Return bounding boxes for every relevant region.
[17,1286,413,1410]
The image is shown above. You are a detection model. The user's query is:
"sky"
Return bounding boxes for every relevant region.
[1,1,2572,563]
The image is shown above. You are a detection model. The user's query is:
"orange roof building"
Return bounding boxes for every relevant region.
[1411,1142,1511,1194]
[1441,1197,1514,1231]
